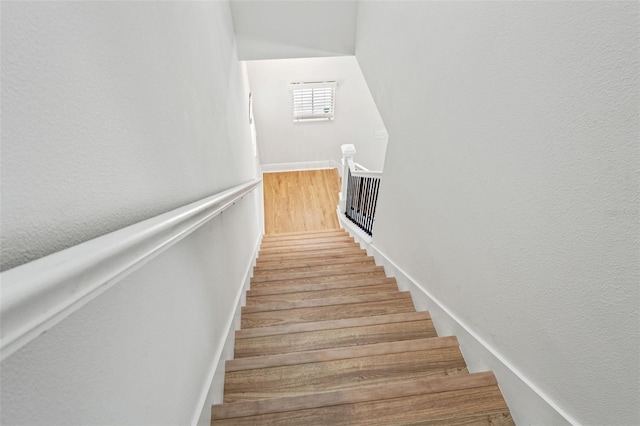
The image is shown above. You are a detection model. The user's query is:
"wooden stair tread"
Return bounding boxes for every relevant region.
[255,252,370,271]
[258,241,359,255]
[259,235,354,248]
[227,336,458,371]
[263,229,345,239]
[242,291,411,313]
[251,264,383,284]
[245,283,399,305]
[212,372,502,421]
[256,246,365,262]
[236,311,432,339]
[253,257,375,275]
[247,277,397,296]
[234,317,438,358]
[224,338,467,402]
[249,270,387,290]
[215,386,512,425]
[212,230,514,424]
[241,297,416,329]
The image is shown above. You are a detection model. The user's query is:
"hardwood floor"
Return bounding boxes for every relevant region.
[211,230,515,425]
[263,169,340,234]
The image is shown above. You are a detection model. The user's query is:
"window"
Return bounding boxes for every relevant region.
[290,81,337,122]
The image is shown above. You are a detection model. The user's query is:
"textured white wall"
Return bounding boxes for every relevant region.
[0,200,260,425]
[1,1,258,272]
[356,2,639,425]
[1,2,261,424]
[230,0,357,60]
[247,56,388,170]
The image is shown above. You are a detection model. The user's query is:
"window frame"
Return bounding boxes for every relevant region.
[289,81,337,123]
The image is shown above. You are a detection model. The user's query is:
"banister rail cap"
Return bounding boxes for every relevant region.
[341,144,356,156]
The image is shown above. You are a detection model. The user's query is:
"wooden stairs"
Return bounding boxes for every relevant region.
[212,229,515,425]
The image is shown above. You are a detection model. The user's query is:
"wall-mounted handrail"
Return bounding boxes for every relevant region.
[0,179,262,361]
[339,145,382,236]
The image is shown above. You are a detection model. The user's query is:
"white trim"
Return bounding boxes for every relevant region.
[261,161,337,173]
[346,157,382,178]
[353,162,370,172]
[330,159,342,174]
[191,232,261,426]
[338,224,578,426]
[0,179,262,361]
[337,210,372,245]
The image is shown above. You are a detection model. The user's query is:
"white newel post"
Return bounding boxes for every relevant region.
[339,144,356,214]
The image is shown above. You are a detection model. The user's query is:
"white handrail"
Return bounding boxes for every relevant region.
[349,161,383,178]
[341,145,382,179]
[0,179,262,361]
[339,144,383,215]
[353,162,369,172]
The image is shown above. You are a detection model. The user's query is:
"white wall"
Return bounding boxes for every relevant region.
[356,2,639,425]
[1,2,261,424]
[1,1,258,272]
[1,201,261,425]
[247,56,388,171]
[230,0,357,60]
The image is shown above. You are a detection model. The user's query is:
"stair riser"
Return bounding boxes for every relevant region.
[234,319,437,358]
[224,347,468,402]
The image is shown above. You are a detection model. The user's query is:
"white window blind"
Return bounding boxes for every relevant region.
[290,81,337,122]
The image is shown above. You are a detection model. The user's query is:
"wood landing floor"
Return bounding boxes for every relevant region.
[263,169,340,235]
[211,229,515,425]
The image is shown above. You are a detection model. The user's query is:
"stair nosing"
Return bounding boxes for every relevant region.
[235,311,432,339]
[211,371,497,420]
[225,335,459,372]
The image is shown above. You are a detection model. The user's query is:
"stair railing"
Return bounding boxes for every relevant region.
[0,179,262,361]
[339,144,382,236]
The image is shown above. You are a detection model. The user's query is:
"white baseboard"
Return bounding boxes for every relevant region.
[339,215,577,426]
[192,232,262,426]
[337,208,372,245]
[261,161,337,173]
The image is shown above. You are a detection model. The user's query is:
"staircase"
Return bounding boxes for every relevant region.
[212,229,515,425]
